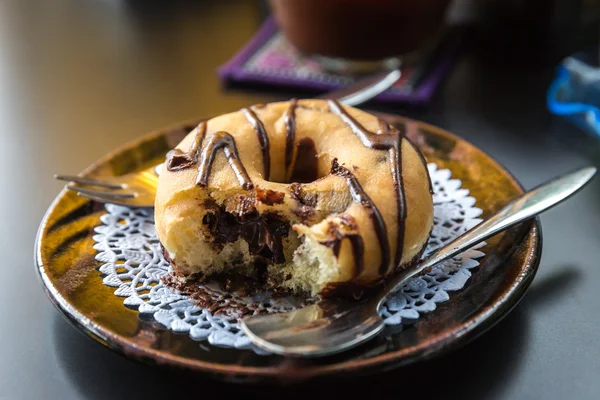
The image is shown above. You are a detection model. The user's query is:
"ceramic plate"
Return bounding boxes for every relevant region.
[36,113,541,382]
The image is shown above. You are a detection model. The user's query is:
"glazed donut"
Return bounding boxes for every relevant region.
[155,99,433,297]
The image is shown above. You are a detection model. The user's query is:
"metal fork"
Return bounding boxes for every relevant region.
[54,68,401,207]
[55,165,160,207]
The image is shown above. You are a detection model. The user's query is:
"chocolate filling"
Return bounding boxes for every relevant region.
[202,209,290,264]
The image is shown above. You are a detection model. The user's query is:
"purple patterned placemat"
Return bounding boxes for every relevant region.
[217,17,462,106]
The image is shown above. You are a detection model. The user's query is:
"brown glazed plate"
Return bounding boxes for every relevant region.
[35,112,541,383]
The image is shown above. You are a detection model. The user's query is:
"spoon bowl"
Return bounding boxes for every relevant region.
[243,300,383,357]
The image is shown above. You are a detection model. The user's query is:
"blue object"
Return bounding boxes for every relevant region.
[547,49,600,136]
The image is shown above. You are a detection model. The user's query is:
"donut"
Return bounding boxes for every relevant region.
[155,99,434,297]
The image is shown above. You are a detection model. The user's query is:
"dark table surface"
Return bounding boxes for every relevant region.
[2,1,600,399]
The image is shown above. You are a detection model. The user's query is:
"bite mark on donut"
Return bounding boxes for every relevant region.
[292,206,316,223]
[201,206,290,265]
[318,217,364,277]
[289,183,318,208]
[289,183,318,222]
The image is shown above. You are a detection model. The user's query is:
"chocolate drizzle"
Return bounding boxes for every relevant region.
[197,131,254,190]
[328,99,406,272]
[388,145,406,269]
[242,107,270,180]
[163,122,253,190]
[284,98,298,172]
[165,121,207,171]
[328,99,398,150]
[330,159,389,276]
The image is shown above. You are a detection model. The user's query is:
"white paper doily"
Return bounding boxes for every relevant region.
[93,163,484,350]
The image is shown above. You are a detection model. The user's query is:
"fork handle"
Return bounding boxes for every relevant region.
[381,166,596,303]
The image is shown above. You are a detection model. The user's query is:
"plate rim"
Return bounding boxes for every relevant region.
[36,116,542,380]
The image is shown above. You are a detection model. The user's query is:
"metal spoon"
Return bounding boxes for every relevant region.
[242,166,597,357]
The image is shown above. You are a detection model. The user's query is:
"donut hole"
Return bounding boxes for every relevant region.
[289,138,320,183]
[270,138,327,184]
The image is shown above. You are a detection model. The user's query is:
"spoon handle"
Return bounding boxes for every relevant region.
[382,166,597,302]
[319,68,402,106]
